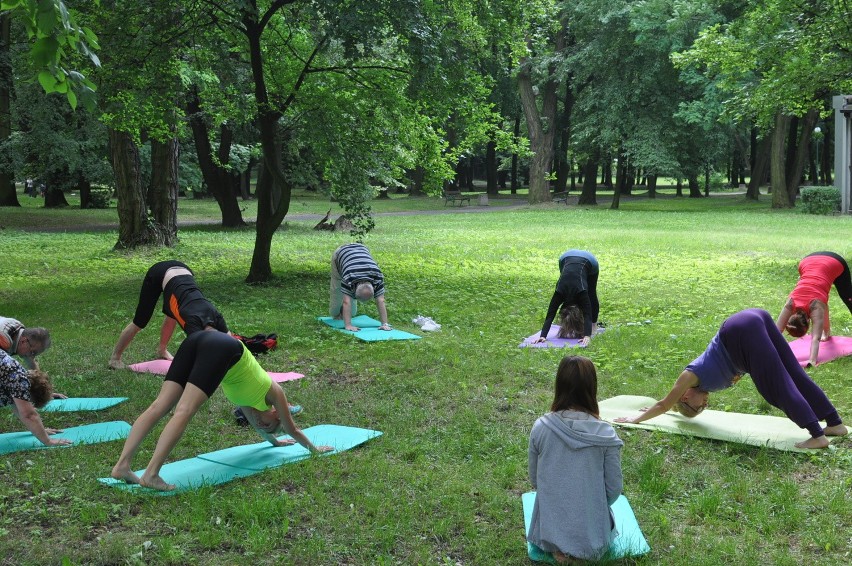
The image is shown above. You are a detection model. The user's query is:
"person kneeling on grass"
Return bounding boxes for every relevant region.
[111,331,333,491]
[528,356,623,564]
[615,308,848,449]
[0,350,71,447]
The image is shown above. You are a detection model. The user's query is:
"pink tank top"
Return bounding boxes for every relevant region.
[789,255,844,315]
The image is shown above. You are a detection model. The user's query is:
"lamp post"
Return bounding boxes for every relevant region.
[813,126,822,184]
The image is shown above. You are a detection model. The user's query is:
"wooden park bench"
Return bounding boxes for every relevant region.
[443,189,471,207]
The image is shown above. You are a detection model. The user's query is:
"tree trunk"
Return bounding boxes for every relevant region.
[110,128,161,248]
[485,138,498,195]
[149,136,180,246]
[704,165,710,196]
[647,175,657,198]
[79,176,91,209]
[747,133,771,200]
[786,108,819,203]
[409,166,426,196]
[511,116,520,194]
[0,14,19,207]
[687,175,702,198]
[675,178,683,197]
[187,90,245,227]
[770,112,793,208]
[43,183,69,207]
[578,154,598,205]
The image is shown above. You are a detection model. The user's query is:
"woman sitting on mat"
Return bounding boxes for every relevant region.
[534,250,600,346]
[111,331,332,491]
[0,350,70,447]
[776,251,852,366]
[615,309,847,449]
[528,356,623,563]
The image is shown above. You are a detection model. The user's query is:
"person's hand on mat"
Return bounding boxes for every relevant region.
[270,437,297,447]
[379,324,392,331]
[580,336,591,346]
[44,427,65,435]
[613,416,640,424]
[45,437,72,446]
[533,336,547,344]
[345,324,360,332]
[52,392,68,400]
[313,445,335,453]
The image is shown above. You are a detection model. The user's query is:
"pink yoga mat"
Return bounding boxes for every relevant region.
[129,359,303,382]
[788,335,852,366]
[519,325,603,348]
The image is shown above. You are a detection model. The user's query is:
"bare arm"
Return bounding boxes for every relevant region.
[12,398,71,446]
[376,295,391,330]
[776,299,794,332]
[341,295,359,331]
[614,370,700,424]
[808,301,827,366]
[265,384,333,453]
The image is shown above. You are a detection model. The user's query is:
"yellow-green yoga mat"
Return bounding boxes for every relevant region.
[600,395,836,452]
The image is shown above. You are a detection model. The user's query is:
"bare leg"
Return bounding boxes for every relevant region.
[139,384,209,491]
[111,381,184,483]
[109,323,142,369]
[157,318,177,360]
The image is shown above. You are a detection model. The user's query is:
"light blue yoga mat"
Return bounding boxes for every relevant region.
[41,397,128,412]
[0,421,132,455]
[318,315,421,341]
[522,492,650,562]
[197,424,383,471]
[98,457,258,496]
[98,424,382,495]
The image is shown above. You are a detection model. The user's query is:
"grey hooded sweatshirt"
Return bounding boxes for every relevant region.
[528,410,624,560]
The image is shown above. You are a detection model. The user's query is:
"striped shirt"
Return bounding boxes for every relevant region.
[334,244,385,298]
[0,317,24,355]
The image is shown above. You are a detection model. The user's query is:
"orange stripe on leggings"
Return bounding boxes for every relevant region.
[169,295,186,329]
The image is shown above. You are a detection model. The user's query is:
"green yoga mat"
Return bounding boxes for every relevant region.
[98,424,382,495]
[318,315,421,341]
[0,421,131,455]
[522,492,650,562]
[600,395,834,452]
[41,397,128,412]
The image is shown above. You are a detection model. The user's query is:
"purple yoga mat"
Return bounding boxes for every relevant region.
[519,325,602,349]
[788,335,852,366]
[129,359,303,382]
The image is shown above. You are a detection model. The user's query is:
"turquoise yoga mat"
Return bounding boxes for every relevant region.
[600,395,838,452]
[522,492,650,562]
[98,424,382,495]
[0,421,131,455]
[41,397,128,412]
[318,315,421,341]
[197,424,383,471]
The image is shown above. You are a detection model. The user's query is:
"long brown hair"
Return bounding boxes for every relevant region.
[785,310,809,338]
[551,356,599,416]
[557,305,584,339]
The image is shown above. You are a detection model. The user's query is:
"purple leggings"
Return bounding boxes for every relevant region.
[719,309,841,438]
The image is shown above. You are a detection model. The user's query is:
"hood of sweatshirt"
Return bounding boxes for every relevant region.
[539,410,624,450]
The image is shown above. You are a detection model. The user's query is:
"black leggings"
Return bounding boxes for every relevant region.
[132,260,189,329]
[164,331,242,397]
[807,252,852,316]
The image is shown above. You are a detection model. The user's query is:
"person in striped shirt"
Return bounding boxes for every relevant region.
[330,244,391,332]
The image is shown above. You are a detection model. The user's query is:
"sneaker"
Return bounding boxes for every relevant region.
[289,404,303,416]
[412,315,428,326]
[422,321,441,332]
[233,407,249,426]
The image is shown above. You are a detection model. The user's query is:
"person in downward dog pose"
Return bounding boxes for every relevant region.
[534,250,600,346]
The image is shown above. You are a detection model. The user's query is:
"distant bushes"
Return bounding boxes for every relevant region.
[88,185,113,209]
[800,186,840,215]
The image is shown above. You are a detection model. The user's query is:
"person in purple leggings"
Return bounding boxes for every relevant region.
[616,309,847,449]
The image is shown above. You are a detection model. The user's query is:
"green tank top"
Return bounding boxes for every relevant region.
[220,343,272,410]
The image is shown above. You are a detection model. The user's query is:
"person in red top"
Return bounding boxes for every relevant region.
[776,252,852,366]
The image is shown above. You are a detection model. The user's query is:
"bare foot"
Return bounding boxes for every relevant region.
[139,473,176,491]
[156,351,174,361]
[108,359,127,370]
[824,424,848,437]
[111,465,141,484]
[795,436,830,449]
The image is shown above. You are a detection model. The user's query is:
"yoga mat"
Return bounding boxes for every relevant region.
[128,359,172,375]
[0,421,131,455]
[98,457,258,496]
[520,325,603,348]
[318,315,421,341]
[98,424,382,495]
[41,397,128,412]
[130,359,304,383]
[600,395,835,452]
[197,424,383,471]
[522,492,650,562]
[788,335,852,366]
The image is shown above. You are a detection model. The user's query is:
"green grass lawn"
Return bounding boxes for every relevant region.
[1,192,850,565]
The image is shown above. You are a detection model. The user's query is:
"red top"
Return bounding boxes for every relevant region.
[789,254,844,315]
